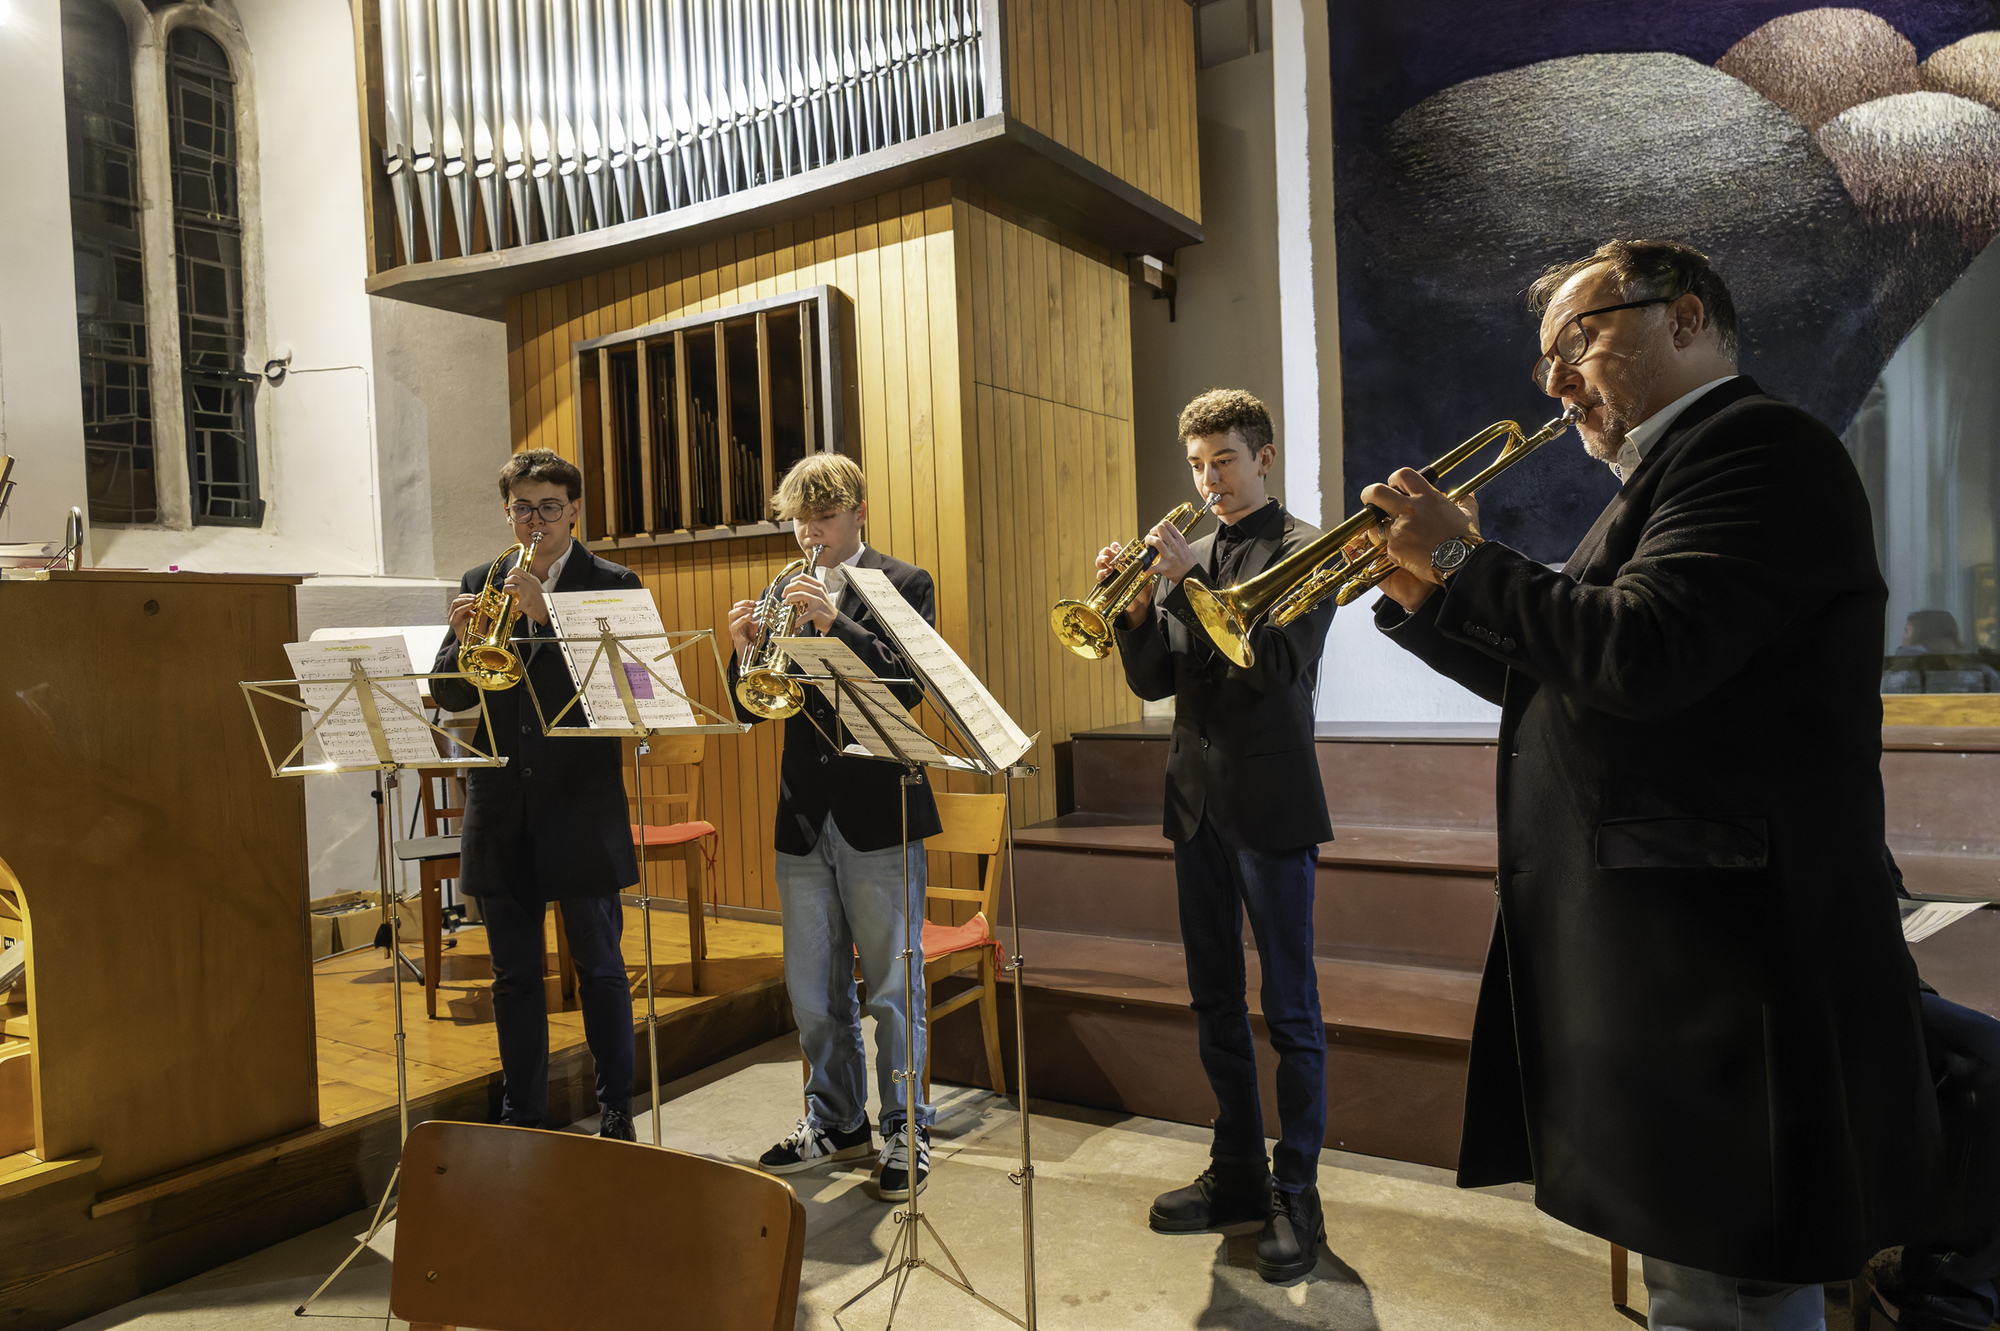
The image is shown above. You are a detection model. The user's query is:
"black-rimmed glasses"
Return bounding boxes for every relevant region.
[1531,296,1676,393]
[506,500,571,522]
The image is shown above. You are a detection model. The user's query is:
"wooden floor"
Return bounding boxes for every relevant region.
[314,904,788,1126]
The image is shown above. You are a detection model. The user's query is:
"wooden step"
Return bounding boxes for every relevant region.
[928,927,1478,1168]
[1006,818,1496,973]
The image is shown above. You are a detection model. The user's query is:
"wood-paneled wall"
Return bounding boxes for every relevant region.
[1005,0,1201,224]
[506,179,1140,915]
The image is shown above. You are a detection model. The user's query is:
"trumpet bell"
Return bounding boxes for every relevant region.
[461,641,525,690]
[736,667,807,720]
[1183,581,1256,670]
[1050,599,1113,659]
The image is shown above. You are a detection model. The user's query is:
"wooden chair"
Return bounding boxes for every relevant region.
[401,769,464,1019]
[391,1120,805,1331]
[919,792,1011,1102]
[624,735,717,994]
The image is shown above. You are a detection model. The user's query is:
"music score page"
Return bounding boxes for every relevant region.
[284,636,436,768]
[842,566,1034,770]
[546,588,698,730]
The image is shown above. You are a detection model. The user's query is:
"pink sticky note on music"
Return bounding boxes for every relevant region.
[622,663,654,699]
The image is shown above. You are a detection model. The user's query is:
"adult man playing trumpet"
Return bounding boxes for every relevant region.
[1108,390,1336,1282]
[727,453,943,1201]
[1362,239,1938,1330]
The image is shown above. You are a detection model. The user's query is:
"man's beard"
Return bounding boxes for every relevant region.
[1578,349,1665,462]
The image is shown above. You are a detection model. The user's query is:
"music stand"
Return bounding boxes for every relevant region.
[777,564,1045,1331]
[521,615,748,1147]
[238,652,507,1317]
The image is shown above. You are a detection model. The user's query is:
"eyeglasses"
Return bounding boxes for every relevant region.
[506,500,571,522]
[1531,296,1676,393]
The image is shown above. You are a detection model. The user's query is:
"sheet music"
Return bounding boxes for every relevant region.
[308,624,449,674]
[1900,899,1989,944]
[545,588,698,730]
[284,637,436,768]
[842,566,1034,770]
[774,637,946,765]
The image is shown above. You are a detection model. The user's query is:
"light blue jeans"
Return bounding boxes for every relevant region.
[776,814,934,1137]
[1644,1256,1824,1331]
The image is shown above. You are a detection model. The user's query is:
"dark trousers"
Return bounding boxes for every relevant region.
[1174,813,1326,1192]
[480,888,633,1127]
[1901,991,2000,1330]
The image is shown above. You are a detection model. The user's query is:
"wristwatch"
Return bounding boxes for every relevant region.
[1431,532,1485,581]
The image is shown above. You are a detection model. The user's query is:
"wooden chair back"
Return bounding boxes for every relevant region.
[390,1121,806,1331]
[923,792,1008,921]
[623,735,706,826]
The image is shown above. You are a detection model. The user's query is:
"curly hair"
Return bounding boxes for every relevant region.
[773,452,866,521]
[497,448,584,503]
[1177,388,1274,452]
[1525,238,1739,359]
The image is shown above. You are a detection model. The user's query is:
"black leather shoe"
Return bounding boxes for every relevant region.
[599,1106,638,1142]
[1256,1184,1325,1282]
[1148,1158,1271,1233]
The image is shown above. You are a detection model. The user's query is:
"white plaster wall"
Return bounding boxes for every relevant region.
[368,294,514,582]
[1131,48,1288,527]
[1271,0,1340,530]
[0,0,92,552]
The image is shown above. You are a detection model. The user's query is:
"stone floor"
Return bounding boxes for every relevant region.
[66,1028,1662,1331]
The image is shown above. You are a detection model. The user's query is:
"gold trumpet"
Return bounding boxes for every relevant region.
[458,530,545,690]
[1051,494,1218,659]
[735,544,827,720]
[1185,404,1584,668]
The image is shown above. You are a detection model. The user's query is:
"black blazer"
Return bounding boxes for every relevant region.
[1115,507,1335,854]
[727,546,943,855]
[431,544,643,900]
[1376,377,1939,1281]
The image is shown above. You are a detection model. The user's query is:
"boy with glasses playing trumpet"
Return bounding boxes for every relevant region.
[727,453,944,1201]
[431,448,646,1141]
[1106,389,1337,1282]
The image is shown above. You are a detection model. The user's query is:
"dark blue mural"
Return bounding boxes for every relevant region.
[1332,1,2000,562]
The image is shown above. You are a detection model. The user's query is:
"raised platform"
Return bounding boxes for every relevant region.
[931,718,2000,1172]
[0,909,792,1331]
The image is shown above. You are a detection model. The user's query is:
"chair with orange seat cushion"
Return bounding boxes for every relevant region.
[920,791,1010,1101]
[624,735,717,994]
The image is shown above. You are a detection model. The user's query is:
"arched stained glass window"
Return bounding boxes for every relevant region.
[168,27,262,526]
[62,0,157,525]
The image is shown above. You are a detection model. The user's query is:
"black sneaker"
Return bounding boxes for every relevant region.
[877,1124,930,1201]
[599,1106,637,1142]
[1256,1184,1325,1283]
[1149,1158,1271,1233]
[757,1117,872,1175]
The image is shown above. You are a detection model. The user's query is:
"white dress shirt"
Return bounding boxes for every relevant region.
[1610,375,1739,482]
[522,539,573,589]
[819,542,867,617]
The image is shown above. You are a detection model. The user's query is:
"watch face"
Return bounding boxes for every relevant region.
[1433,537,1470,571]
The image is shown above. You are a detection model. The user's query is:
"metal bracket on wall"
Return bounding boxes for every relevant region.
[1132,252,1178,322]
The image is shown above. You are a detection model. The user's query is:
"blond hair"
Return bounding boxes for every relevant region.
[773,452,866,521]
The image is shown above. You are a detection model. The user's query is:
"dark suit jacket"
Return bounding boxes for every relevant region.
[1376,377,1939,1281]
[1115,506,1335,854]
[431,544,643,900]
[727,546,943,855]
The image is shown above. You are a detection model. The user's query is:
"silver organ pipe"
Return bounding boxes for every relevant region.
[372,0,986,264]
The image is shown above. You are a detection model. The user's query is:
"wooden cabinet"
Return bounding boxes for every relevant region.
[0,571,314,1194]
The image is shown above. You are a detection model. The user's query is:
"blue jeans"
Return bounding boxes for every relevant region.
[1174,814,1326,1193]
[481,889,633,1127]
[1642,1257,1823,1331]
[776,814,934,1136]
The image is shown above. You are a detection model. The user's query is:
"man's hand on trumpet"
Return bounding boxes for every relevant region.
[1358,471,1482,613]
